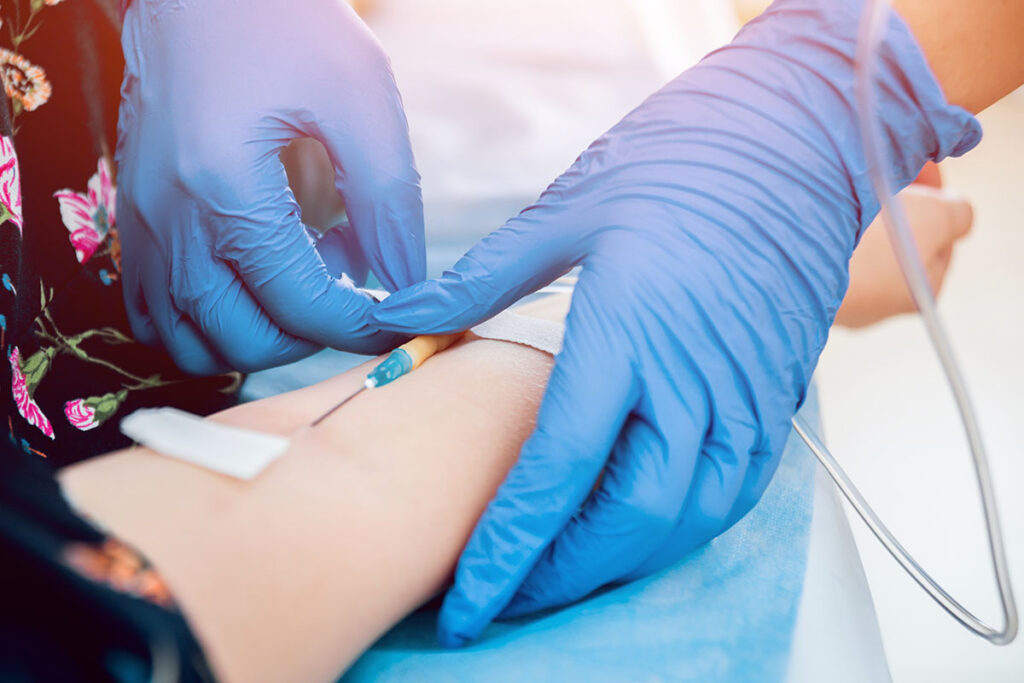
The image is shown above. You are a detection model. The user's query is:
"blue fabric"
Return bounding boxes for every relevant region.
[342,385,821,683]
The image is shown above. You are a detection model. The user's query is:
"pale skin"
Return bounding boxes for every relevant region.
[60,298,566,682]
[894,0,1024,115]
[60,1,1020,680]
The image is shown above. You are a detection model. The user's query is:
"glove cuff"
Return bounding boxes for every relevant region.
[730,0,981,231]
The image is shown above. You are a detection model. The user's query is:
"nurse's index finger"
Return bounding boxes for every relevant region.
[372,215,579,335]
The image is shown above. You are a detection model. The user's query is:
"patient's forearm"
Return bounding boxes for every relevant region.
[894,0,1024,113]
[59,321,557,681]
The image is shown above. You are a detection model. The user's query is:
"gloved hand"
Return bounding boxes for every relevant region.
[372,0,981,646]
[116,0,423,374]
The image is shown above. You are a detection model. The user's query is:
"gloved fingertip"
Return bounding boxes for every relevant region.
[345,174,425,292]
[437,603,476,649]
[436,626,472,650]
[437,577,501,648]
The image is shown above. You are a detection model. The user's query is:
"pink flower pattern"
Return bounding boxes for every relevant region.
[9,347,54,439]
[0,136,23,234]
[64,398,99,431]
[54,157,116,264]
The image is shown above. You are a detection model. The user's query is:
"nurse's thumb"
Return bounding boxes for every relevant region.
[371,213,578,334]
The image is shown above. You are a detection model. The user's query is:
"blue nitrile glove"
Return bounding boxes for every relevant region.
[116,0,423,374]
[372,0,981,647]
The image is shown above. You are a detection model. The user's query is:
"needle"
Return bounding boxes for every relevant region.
[305,333,464,430]
[309,383,370,428]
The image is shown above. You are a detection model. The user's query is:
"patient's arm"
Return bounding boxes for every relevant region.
[62,191,965,682]
[835,184,973,328]
[59,298,567,683]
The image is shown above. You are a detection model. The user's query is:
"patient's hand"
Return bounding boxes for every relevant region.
[835,184,973,328]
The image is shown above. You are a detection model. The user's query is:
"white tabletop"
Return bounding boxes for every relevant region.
[788,466,891,682]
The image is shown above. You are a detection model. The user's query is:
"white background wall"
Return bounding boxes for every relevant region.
[816,94,1024,682]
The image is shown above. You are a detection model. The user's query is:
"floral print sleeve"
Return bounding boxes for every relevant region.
[0,3,224,676]
[0,0,240,467]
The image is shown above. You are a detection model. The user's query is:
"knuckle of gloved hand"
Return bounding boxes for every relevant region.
[364,45,395,84]
[188,302,278,373]
[351,26,393,74]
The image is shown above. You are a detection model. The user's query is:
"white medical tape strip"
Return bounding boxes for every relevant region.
[119,407,289,480]
[470,311,564,356]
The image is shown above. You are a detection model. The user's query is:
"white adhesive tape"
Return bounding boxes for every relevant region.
[470,311,564,356]
[120,407,289,480]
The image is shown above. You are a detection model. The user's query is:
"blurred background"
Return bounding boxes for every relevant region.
[344,2,1024,678]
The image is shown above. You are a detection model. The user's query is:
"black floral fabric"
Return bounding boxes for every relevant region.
[0,0,240,469]
[0,1,233,677]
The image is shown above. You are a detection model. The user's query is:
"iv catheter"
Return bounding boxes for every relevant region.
[309,332,463,427]
[789,0,1018,645]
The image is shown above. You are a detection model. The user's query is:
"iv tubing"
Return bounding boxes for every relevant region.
[792,0,1018,645]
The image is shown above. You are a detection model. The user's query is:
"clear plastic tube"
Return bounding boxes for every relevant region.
[792,0,1017,645]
